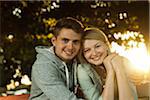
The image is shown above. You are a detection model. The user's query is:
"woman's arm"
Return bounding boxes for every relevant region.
[101,70,115,100]
[102,53,116,100]
[111,55,138,100]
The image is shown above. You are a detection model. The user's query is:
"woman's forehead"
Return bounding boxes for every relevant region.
[83,39,105,47]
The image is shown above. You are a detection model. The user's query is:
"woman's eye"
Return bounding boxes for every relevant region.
[96,44,101,48]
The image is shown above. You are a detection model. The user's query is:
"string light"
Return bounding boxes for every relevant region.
[123,12,127,18]
[91,1,107,8]
[12,8,21,18]
[119,12,128,20]
[105,19,109,23]
[7,34,14,40]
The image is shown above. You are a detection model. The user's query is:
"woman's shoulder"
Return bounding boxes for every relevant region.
[77,63,97,79]
[77,63,93,76]
[78,63,91,71]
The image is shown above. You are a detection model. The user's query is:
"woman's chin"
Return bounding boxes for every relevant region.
[92,61,103,66]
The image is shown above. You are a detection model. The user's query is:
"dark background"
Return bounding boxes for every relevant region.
[0,0,149,89]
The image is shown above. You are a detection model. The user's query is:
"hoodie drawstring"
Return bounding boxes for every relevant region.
[63,62,70,89]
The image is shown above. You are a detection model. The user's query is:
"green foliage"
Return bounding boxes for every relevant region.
[1,1,148,89]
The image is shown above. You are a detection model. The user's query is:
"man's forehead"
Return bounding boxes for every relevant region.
[60,36,81,41]
[59,28,81,35]
[58,33,81,40]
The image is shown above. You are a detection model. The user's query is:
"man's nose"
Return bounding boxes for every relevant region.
[67,42,73,49]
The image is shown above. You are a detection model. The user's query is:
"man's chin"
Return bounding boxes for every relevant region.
[63,56,75,62]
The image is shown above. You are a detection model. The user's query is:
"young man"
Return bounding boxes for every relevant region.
[29,17,84,100]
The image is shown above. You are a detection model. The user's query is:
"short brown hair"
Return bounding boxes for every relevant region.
[53,17,84,37]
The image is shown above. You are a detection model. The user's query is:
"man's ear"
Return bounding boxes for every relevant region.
[51,36,56,46]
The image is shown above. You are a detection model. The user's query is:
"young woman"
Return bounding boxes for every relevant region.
[77,27,139,100]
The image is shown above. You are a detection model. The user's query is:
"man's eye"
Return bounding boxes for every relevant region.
[73,40,80,45]
[62,39,69,43]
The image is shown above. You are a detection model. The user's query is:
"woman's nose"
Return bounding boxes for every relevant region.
[91,49,97,56]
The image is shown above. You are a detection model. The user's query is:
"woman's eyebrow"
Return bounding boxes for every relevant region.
[95,42,101,45]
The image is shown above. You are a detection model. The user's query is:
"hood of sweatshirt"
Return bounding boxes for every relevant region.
[34,46,77,88]
[34,46,65,69]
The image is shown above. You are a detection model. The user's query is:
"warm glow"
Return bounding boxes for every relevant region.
[111,41,150,72]
[111,31,150,84]
[21,75,31,85]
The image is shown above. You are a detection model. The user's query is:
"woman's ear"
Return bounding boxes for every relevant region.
[51,36,56,46]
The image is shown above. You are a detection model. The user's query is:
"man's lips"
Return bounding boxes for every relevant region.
[64,51,73,56]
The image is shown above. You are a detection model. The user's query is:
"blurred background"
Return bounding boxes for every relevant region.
[0,0,150,99]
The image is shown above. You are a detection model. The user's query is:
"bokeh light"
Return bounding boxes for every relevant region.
[111,31,150,84]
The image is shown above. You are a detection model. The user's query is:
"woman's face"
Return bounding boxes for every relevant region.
[83,39,108,66]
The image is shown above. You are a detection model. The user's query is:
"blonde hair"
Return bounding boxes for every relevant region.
[83,27,110,46]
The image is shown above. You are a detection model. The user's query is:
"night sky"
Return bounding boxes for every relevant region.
[1,1,149,42]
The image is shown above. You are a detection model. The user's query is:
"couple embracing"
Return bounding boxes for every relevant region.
[29,17,141,100]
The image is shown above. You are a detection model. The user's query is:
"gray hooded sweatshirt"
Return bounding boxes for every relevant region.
[29,46,82,100]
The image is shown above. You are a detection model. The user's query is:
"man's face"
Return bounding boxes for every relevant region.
[52,28,81,62]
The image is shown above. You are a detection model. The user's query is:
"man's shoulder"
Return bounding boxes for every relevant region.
[34,51,64,70]
[34,46,56,62]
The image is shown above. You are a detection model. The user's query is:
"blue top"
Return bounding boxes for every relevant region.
[77,63,138,100]
[29,46,83,100]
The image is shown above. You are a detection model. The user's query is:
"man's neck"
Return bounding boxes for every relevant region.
[66,61,73,72]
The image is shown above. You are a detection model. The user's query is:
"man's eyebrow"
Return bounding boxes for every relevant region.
[61,37,80,41]
[73,39,80,41]
[61,38,69,40]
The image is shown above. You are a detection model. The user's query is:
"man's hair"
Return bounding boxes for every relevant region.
[53,17,84,37]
